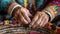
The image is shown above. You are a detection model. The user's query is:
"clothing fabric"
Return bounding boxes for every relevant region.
[0,0,60,21]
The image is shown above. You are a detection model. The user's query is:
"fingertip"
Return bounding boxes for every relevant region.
[29,25,32,28]
[23,19,29,24]
[33,25,36,28]
[25,21,29,24]
[42,25,45,27]
[28,19,31,23]
[29,14,33,17]
[29,23,33,27]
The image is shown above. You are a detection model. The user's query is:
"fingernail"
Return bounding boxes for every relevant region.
[25,22,28,24]
[33,26,35,28]
[29,21,31,24]
[29,25,32,28]
[28,19,31,23]
[33,25,36,28]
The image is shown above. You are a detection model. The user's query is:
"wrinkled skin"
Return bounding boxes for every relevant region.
[29,11,49,28]
[13,7,49,28]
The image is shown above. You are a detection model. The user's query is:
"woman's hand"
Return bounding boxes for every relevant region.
[29,11,49,28]
[13,7,32,24]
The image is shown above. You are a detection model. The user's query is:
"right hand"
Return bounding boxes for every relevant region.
[13,7,32,24]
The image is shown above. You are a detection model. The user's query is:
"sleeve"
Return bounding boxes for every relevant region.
[42,0,60,21]
[0,0,13,12]
[0,0,22,17]
[15,0,24,7]
[35,0,48,11]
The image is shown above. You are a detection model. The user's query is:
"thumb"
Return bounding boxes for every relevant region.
[28,12,32,17]
[26,10,33,17]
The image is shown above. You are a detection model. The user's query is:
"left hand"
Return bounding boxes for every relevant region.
[29,11,49,28]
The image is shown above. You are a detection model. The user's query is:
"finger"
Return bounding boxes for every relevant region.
[26,9,32,17]
[18,10,28,24]
[29,14,39,27]
[32,14,44,28]
[13,13,19,21]
[40,17,46,27]
[17,18,21,23]
[21,8,32,17]
[21,10,31,23]
[17,15,23,23]
[42,16,49,27]
[14,10,23,23]
[40,15,48,27]
[32,24,37,28]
